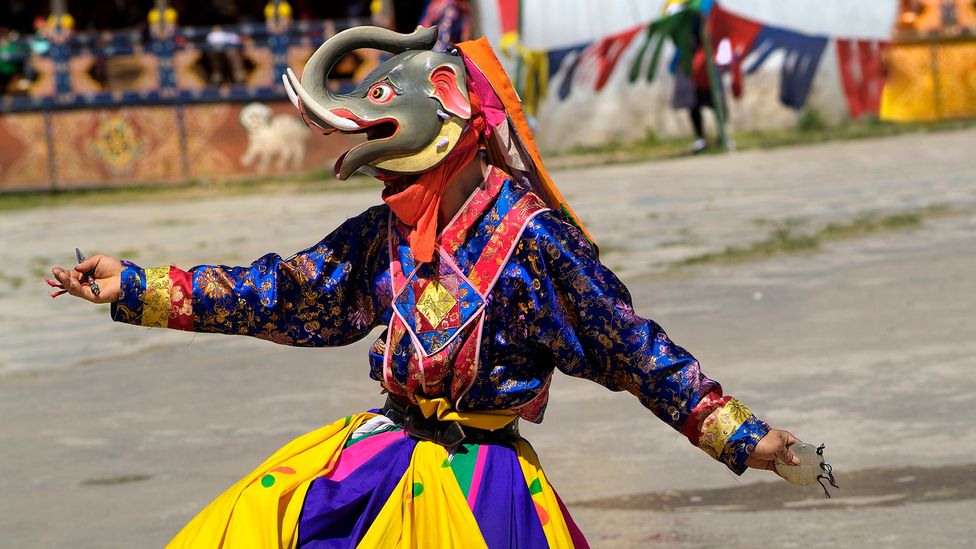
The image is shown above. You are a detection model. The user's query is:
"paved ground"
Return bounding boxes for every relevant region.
[1,129,974,547]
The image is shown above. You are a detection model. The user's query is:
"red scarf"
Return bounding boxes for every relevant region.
[382,93,486,263]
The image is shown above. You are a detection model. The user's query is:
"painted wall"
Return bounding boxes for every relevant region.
[0,102,358,191]
[477,0,900,152]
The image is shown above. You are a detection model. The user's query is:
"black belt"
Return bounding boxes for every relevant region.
[381,396,520,451]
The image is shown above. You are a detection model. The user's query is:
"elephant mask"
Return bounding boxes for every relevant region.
[283,26,472,180]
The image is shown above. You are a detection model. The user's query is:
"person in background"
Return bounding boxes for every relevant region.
[420,0,472,51]
[666,1,733,154]
[0,30,31,94]
[198,0,249,84]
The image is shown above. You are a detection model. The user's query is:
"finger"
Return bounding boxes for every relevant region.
[56,269,81,293]
[784,431,800,447]
[75,255,100,274]
[55,269,93,301]
[777,435,800,465]
[53,266,82,282]
[53,268,79,286]
[72,280,99,302]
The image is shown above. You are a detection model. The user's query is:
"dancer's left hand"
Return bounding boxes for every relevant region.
[745,429,800,471]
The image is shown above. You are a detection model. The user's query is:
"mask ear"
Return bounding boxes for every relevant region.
[429,65,471,120]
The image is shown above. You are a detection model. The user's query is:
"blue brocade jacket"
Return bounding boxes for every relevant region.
[112,168,768,474]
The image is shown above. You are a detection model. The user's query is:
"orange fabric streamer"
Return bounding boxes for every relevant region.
[383,94,487,263]
[456,37,596,248]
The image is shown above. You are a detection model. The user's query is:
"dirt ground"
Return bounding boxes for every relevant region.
[1,129,974,548]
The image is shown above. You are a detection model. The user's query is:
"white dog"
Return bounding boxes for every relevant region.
[239,102,309,172]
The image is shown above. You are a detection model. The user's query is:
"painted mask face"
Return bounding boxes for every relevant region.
[283,26,472,180]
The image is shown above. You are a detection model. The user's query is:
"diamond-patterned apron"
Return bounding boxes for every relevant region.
[382,172,550,420]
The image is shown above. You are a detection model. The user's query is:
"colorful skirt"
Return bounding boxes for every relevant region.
[165,412,589,548]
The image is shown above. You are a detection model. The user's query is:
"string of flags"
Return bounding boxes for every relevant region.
[505,1,889,120]
[835,39,888,120]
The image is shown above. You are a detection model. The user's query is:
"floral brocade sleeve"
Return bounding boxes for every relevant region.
[528,211,769,475]
[111,205,390,347]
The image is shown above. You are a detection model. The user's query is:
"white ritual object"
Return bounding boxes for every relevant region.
[774,441,838,498]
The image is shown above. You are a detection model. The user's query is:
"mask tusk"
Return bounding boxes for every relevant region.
[282,73,300,111]
[285,68,361,132]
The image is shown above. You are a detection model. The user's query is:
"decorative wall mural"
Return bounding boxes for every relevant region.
[0,113,51,190]
[182,104,237,180]
[90,113,145,175]
[53,107,183,187]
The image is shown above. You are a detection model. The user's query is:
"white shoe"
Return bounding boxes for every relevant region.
[691,138,708,154]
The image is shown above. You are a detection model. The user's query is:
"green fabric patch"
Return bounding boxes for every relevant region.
[261,474,275,488]
[412,482,424,497]
[449,443,481,499]
[528,477,543,495]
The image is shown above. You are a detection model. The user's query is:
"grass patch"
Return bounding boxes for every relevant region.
[28,256,53,279]
[819,212,922,240]
[726,117,973,152]
[549,117,976,168]
[0,272,25,289]
[675,221,820,267]
[659,227,700,248]
[673,206,956,269]
[797,108,828,133]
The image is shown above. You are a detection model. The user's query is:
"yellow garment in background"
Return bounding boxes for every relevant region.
[934,42,976,118]
[881,41,976,122]
[499,32,550,117]
[517,49,550,118]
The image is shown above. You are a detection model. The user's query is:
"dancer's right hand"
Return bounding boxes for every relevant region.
[49,254,123,304]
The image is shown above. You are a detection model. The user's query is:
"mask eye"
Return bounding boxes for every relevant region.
[368,82,395,104]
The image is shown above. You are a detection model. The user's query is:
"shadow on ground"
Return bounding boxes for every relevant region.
[572,463,976,512]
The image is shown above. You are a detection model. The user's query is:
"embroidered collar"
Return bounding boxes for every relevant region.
[391,165,509,260]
